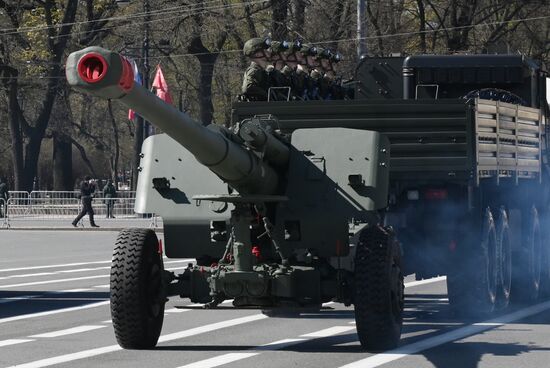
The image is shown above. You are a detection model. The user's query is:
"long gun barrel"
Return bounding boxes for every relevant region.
[66,47,279,195]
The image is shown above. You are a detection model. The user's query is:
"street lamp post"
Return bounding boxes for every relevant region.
[120,0,151,190]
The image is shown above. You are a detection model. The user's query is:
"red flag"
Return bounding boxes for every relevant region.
[152,65,173,105]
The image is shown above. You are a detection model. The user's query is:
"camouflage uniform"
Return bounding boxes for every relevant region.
[295,44,318,100]
[266,41,292,101]
[242,61,268,101]
[316,48,333,100]
[241,38,271,101]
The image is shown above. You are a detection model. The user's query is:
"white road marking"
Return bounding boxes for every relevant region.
[0,301,110,324]
[300,326,355,338]
[0,274,108,289]
[0,339,34,347]
[29,325,106,338]
[176,326,355,368]
[0,258,191,274]
[176,353,259,368]
[58,288,94,293]
[0,267,111,281]
[404,276,446,287]
[338,300,550,368]
[256,338,307,350]
[0,261,111,273]
[0,294,41,304]
[5,314,267,368]
[165,308,192,314]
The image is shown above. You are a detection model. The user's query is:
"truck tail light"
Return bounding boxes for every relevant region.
[424,189,448,200]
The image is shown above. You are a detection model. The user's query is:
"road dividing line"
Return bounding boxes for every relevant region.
[0,267,111,281]
[0,258,192,274]
[0,294,41,304]
[58,288,94,293]
[165,308,192,314]
[300,326,355,338]
[0,261,111,273]
[176,353,259,368]
[29,325,106,338]
[0,274,108,289]
[404,276,446,288]
[5,314,267,368]
[0,300,110,324]
[0,339,34,347]
[177,326,356,368]
[338,300,550,368]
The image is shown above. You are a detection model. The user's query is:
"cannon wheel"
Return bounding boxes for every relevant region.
[447,207,497,316]
[110,228,165,349]
[354,225,404,351]
[511,206,541,303]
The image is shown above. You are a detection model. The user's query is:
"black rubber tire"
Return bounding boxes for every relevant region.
[447,207,497,317]
[110,228,165,349]
[539,207,550,299]
[495,207,511,310]
[511,206,541,303]
[354,225,404,351]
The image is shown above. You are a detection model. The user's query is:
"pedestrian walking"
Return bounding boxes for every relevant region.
[0,177,8,218]
[102,179,117,219]
[72,176,99,227]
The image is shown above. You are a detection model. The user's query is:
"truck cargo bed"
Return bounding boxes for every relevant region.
[232,99,542,183]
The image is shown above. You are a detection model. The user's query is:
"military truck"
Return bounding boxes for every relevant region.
[233,54,550,317]
[66,48,549,352]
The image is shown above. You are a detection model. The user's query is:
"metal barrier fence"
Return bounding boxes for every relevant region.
[2,191,158,229]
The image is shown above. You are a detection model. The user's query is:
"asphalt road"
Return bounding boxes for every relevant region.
[1,230,550,368]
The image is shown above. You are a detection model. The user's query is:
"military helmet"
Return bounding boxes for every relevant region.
[331,51,343,63]
[270,40,290,54]
[243,37,272,57]
[316,47,332,60]
[287,40,302,53]
[299,43,318,56]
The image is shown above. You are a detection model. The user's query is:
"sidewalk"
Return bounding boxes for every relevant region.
[1,216,161,231]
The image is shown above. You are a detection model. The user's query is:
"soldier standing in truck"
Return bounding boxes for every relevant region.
[241,38,272,101]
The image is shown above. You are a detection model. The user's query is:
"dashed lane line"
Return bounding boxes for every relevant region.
[4,314,268,368]
[58,288,94,293]
[29,325,106,338]
[0,275,109,289]
[0,339,35,347]
[403,276,446,288]
[176,353,260,368]
[300,326,355,338]
[0,259,193,274]
[0,300,110,324]
[338,300,550,368]
[0,267,111,281]
[176,327,356,368]
[0,261,111,273]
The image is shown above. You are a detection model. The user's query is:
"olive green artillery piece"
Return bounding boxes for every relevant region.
[66,46,403,351]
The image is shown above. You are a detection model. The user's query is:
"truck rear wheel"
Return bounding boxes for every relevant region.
[511,206,541,303]
[354,225,403,351]
[110,228,165,349]
[496,207,512,309]
[539,208,550,299]
[447,207,497,316]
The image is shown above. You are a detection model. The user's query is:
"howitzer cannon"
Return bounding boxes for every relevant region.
[66,46,403,351]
